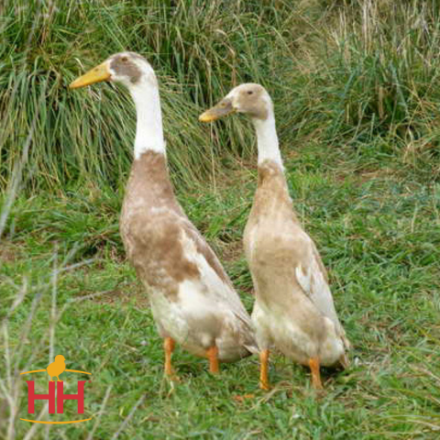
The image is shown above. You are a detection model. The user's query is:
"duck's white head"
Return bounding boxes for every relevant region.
[200,83,282,166]
[199,83,273,122]
[69,52,157,90]
[55,355,65,362]
[70,51,165,158]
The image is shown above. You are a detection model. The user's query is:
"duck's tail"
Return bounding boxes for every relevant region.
[342,333,351,351]
[337,332,351,369]
[339,352,350,369]
[244,341,260,355]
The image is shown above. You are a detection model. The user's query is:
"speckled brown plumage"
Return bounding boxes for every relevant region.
[71,53,257,370]
[199,82,350,387]
[245,159,349,367]
[120,151,256,361]
[120,151,232,299]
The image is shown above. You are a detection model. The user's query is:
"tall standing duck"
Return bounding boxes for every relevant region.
[70,53,256,376]
[200,84,350,389]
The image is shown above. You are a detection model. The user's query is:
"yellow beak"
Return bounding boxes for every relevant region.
[199,99,235,122]
[69,62,111,89]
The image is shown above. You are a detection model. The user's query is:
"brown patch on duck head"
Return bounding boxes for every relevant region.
[233,83,269,120]
[110,53,144,85]
[200,83,271,123]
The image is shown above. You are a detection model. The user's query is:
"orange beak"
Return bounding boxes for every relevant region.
[199,98,235,122]
[69,61,111,89]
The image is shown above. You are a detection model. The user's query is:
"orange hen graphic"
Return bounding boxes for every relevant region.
[46,355,66,382]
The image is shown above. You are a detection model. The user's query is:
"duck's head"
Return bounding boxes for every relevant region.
[199,83,272,123]
[69,52,156,90]
[55,355,65,362]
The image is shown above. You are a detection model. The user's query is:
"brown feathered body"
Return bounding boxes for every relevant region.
[245,160,350,367]
[120,151,256,361]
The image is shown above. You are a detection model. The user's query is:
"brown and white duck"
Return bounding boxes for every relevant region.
[70,53,256,376]
[200,84,350,389]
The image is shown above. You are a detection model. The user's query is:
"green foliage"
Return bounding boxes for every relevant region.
[2,0,440,192]
[2,150,440,438]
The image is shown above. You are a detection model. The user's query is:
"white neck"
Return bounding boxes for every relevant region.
[129,78,165,159]
[253,113,283,168]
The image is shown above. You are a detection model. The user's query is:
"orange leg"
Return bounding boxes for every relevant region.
[164,337,175,376]
[259,349,270,391]
[207,345,219,374]
[309,357,323,389]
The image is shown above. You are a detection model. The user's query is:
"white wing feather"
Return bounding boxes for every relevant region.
[180,224,254,329]
[295,239,349,348]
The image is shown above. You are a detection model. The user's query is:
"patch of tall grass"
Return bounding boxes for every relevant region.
[1,0,439,194]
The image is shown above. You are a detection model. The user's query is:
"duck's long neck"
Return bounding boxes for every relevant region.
[130,79,165,160]
[253,113,283,168]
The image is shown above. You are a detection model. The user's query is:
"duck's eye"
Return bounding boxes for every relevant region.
[247,91,253,95]
[121,56,129,63]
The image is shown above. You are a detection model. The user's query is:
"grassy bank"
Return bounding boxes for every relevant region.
[2,0,440,191]
[1,0,440,438]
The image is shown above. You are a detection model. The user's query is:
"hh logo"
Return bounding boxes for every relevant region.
[20,355,92,425]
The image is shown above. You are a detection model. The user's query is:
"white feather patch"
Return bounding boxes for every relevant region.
[296,258,342,333]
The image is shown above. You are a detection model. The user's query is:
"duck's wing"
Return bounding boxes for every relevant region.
[125,202,256,349]
[293,231,350,349]
[180,218,254,328]
[177,218,258,352]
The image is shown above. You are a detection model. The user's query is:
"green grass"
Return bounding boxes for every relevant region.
[1,0,440,438]
[2,148,439,439]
